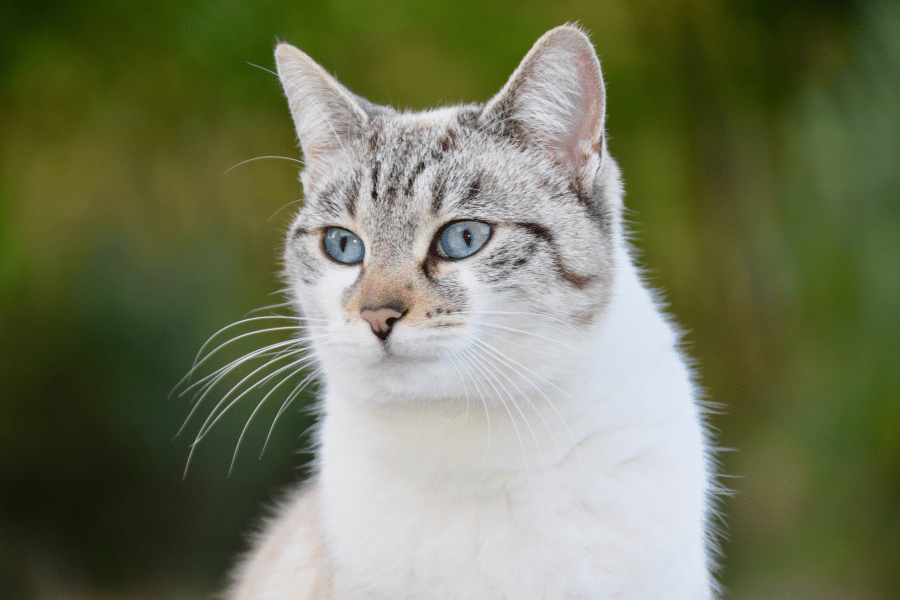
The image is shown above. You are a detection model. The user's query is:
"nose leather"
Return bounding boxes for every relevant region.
[360,307,406,340]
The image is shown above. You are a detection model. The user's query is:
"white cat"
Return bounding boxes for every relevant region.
[222,24,720,600]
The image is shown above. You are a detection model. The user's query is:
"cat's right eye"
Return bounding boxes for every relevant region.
[323,227,365,265]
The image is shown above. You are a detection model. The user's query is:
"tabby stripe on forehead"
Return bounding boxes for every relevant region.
[370,161,380,202]
[461,178,481,207]
[431,175,447,215]
[514,222,596,289]
[430,175,480,215]
[343,175,361,217]
[404,160,426,197]
[383,161,403,206]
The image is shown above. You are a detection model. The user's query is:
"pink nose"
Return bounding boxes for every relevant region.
[360,307,406,340]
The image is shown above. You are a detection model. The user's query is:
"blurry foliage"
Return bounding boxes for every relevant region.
[1,0,897,598]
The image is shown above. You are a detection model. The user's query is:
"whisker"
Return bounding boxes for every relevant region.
[224,155,305,175]
[228,356,315,476]
[189,346,308,444]
[440,352,471,419]
[182,328,331,401]
[471,335,587,488]
[175,340,304,440]
[179,338,304,401]
[268,286,292,298]
[183,349,315,478]
[270,198,303,221]
[458,345,533,491]
[457,309,588,341]
[472,321,592,358]
[243,303,294,317]
[446,347,493,458]
[467,342,546,474]
[260,363,331,458]
[181,329,329,399]
[195,350,317,446]
[477,329,606,424]
[173,321,300,394]
[466,334,565,459]
[182,349,300,478]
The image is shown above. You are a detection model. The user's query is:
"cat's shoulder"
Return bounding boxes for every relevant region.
[229,481,339,600]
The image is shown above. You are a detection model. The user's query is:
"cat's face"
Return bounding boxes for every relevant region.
[278,27,623,402]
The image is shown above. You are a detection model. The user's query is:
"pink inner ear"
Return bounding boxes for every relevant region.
[559,51,605,178]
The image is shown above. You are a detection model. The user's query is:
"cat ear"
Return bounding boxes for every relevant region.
[482,25,606,191]
[275,43,368,172]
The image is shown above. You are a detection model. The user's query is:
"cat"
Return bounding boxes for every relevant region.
[219,24,721,600]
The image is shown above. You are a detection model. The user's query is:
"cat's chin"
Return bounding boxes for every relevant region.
[366,344,450,376]
[325,339,470,401]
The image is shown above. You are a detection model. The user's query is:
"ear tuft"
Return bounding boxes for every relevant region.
[482,25,606,191]
[275,43,368,172]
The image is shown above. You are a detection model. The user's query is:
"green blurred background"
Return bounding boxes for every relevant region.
[1,0,898,598]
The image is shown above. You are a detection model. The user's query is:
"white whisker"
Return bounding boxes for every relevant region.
[458,309,588,342]
[270,198,303,221]
[243,303,294,317]
[180,338,304,402]
[477,328,606,424]
[458,344,533,491]
[185,328,331,402]
[175,339,305,441]
[224,155,305,175]
[467,342,546,473]
[187,348,309,451]
[195,350,318,446]
[472,321,591,358]
[465,334,566,459]
[229,355,317,475]
[446,346,493,458]
[259,364,330,458]
[174,321,301,393]
[183,348,318,478]
[471,335,587,488]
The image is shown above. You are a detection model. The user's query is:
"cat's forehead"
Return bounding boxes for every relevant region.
[303,107,486,220]
[365,107,481,166]
[301,105,564,228]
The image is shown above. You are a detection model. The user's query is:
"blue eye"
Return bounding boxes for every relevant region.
[323,227,365,264]
[438,220,492,259]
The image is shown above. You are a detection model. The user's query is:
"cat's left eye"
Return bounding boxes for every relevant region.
[323,227,365,264]
[436,220,492,260]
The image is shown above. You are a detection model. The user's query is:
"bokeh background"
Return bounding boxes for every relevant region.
[1,0,898,598]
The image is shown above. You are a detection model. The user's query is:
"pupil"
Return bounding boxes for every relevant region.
[340,236,348,252]
[462,229,472,247]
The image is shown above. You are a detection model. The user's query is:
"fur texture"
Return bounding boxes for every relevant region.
[226,25,720,600]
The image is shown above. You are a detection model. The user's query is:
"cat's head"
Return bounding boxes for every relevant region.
[277,26,624,403]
